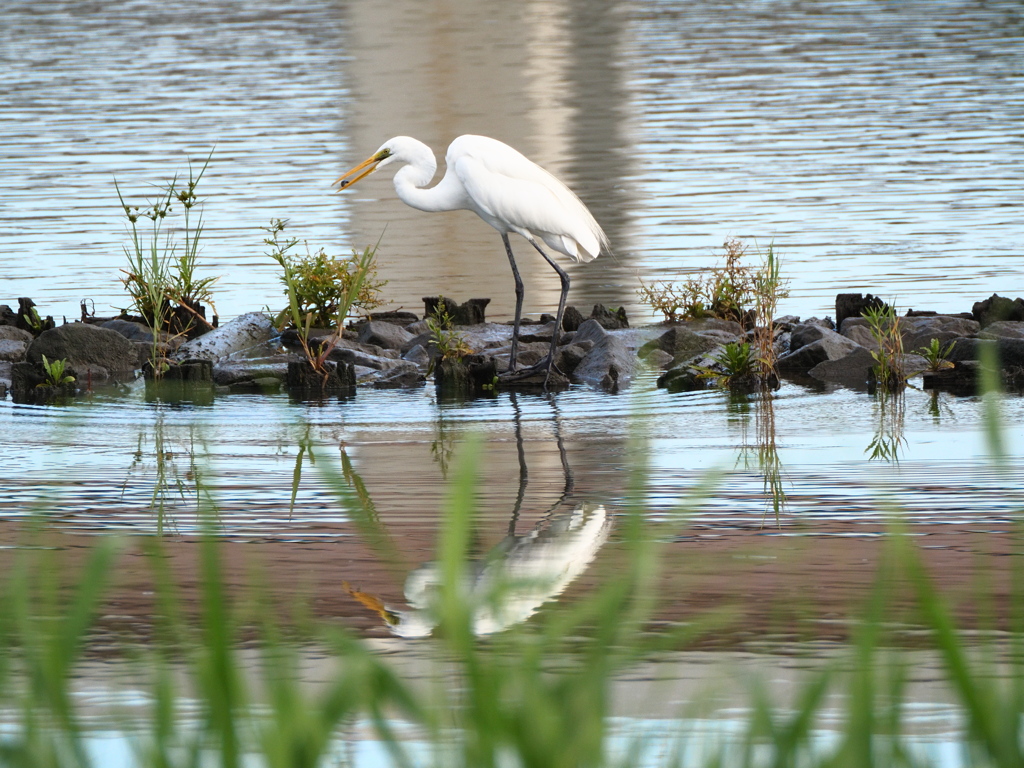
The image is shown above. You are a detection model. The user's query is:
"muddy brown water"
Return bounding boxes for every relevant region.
[2,0,1024,759]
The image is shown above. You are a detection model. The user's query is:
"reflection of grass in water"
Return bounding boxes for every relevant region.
[121,415,213,533]
[3,379,1024,766]
[866,389,908,464]
[734,390,788,525]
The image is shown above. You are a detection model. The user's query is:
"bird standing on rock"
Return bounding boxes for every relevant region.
[335,135,609,386]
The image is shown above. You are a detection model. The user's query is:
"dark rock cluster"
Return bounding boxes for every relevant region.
[3,292,1024,403]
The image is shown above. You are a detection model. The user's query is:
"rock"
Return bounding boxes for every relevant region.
[423,296,491,325]
[642,348,674,370]
[435,354,498,397]
[145,358,213,382]
[286,360,356,396]
[361,310,420,327]
[554,342,594,375]
[946,337,1024,370]
[835,293,888,329]
[841,315,981,353]
[372,361,427,389]
[0,305,18,326]
[807,346,876,386]
[101,318,157,343]
[656,364,708,393]
[572,318,609,347]
[562,305,586,332]
[789,323,829,353]
[26,322,138,380]
[0,339,27,363]
[327,343,409,371]
[357,320,414,351]
[572,326,638,388]
[923,361,982,396]
[213,357,296,386]
[11,360,77,404]
[776,327,863,374]
[402,343,431,367]
[638,326,720,365]
[972,294,1024,327]
[590,304,629,330]
[173,312,276,362]
[0,326,33,343]
[978,321,1024,341]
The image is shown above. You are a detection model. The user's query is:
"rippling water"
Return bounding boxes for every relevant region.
[2,0,1024,753]
[2,0,1022,324]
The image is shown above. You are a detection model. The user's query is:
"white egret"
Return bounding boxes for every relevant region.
[335,135,609,383]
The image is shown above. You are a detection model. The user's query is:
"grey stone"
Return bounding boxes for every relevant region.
[101,318,156,342]
[777,327,862,374]
[26,322,138,380]
[174,312,276,362]
[0,339,27,362]
[357,320,414,351]
[638,326,720,366]
[0,326,33,343]
[978,321,1024,341]
[573,329,637,388]
[841,315,980,353]
[402,343,431,367]
[807,346,875,385]
[212,357,296,386]
[372,361,427,389]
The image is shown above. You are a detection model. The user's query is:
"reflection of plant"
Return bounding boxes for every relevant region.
[863,303,906,392]
[38,355,74,387]
[426,296,472,363]
[756,391,787,524]
[916,337,956,373]
[265,219,381,375]
[866,390,907,463]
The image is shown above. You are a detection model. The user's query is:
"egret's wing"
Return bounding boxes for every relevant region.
[450,137,606,262]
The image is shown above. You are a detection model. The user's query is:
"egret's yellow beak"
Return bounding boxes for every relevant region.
[344,581,401,626]
[334,149,388,190]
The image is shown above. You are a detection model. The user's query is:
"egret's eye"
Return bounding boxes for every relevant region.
[376,148,392,161]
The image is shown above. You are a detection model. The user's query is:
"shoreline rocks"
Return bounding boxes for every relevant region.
[4,293,1024,401]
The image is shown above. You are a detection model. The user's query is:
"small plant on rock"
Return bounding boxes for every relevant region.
[696,341,756,388]
[862,303,906,392]
[266,219,386,329]
[116,150,219,342]
[38,355,75,387]
[264,219,381,376]
[426,296,472,365]
[916,337,956,373]
[638,238,758,324]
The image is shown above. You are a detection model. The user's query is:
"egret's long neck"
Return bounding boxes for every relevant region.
[393,155,463,213]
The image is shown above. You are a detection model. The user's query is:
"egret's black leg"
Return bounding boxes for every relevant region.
[529,240,570,387]
[502,233,525,372]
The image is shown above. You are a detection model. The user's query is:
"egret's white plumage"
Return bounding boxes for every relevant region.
[336,135,608,383]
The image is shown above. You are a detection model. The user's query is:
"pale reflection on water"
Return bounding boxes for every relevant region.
[1,0,1022,324]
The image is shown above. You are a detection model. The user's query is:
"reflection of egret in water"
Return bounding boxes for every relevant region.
[346,394,612,637]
